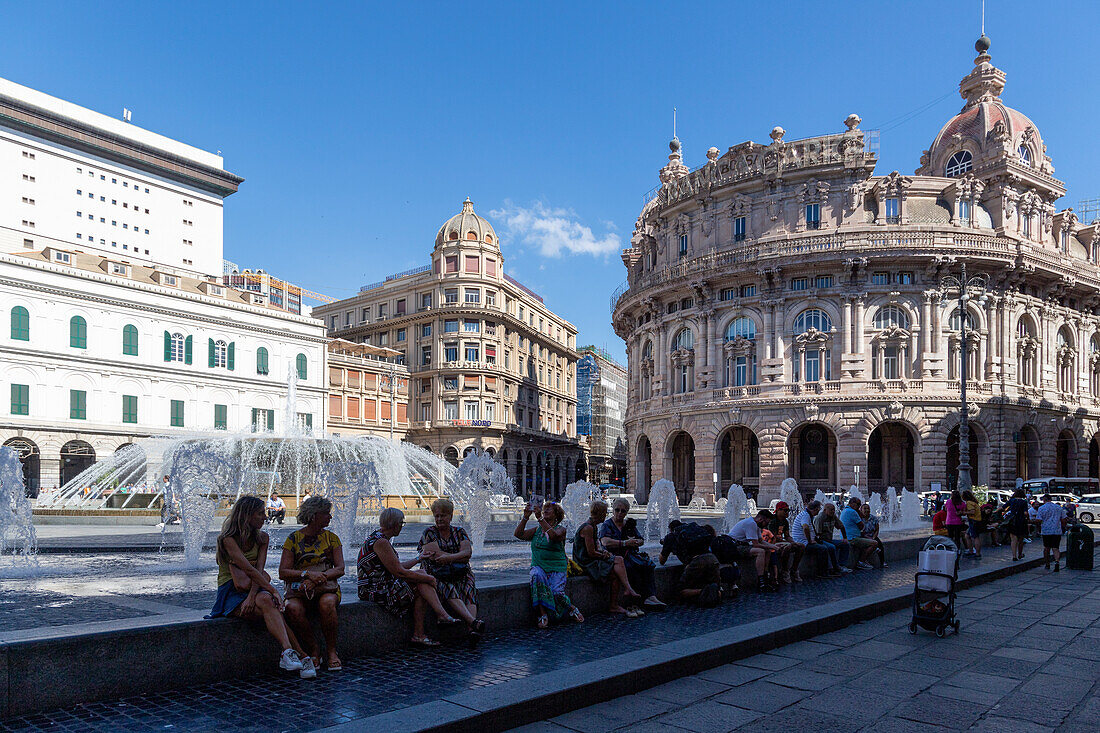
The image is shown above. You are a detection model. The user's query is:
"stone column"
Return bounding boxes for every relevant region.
[763,304,775,360]
[853,297,865,354]
[985,296,997,381]
[841,297,852,354]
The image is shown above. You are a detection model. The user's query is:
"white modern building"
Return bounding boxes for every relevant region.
[0,247,327,491]
[0,77,327,492]
[0,76,240,277]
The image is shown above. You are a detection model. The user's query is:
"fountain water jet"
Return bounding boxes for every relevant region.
[0,447,37,561]
[778,478,804,518]
[561,481,602,538]
[451,450,513,556]
[645,479,680,543]
[722,484,748,534]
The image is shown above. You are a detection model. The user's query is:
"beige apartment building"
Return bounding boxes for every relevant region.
[315,199,586,497]
[325,339,410,439]
[613,36,1100,505]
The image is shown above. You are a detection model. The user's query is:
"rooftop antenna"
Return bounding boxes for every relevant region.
[981,0,985,36]
[122,108,131,123]
[673,107,677,139]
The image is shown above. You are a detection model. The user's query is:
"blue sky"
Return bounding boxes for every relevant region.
[3,1,1098,362]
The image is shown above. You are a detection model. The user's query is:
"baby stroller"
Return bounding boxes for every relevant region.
[909,536,960,638]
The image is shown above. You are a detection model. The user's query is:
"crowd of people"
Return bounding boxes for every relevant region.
[209,486,1069,679]
[930,489,1069,565]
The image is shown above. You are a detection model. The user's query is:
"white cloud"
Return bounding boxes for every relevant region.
[490,200,621,258]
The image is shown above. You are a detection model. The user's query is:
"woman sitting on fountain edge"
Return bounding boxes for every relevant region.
[515,500,584,628]
[279,496,345,672]
[206,495,314,678]
[417,498,486,645]
[357,507,462,647]
[599,498,665,612]
[573,499,642,617]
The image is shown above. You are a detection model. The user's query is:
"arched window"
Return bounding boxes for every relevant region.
[793,309,831,334]
[169,333,186,362]
[724,318,757,387]
[296,353,308,380]
[949,309,976,332]
[69,316,87,349]
[671,329,694,351]
[1018,145,1032,166]
[1016,317,1038,386]
[725,317,756,341]
[122,324,138,356]
[1057,327,1076,394]
[873,305,910,330]
[10,306,29,341]
[466,231,477,241]
[212,340,228,369]
[256,347,270,375]
[945,150,973,178]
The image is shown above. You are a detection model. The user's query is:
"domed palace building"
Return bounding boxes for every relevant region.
[315,199,585,498]
[612,37,1100,505]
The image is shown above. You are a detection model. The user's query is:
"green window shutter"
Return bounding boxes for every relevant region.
[70,316,87,349]
[184,335,193,364]
[164,331,172,361]
[171,400,184,427]
[266,410,275,432]
[70,390,86,420]
[251,408,259,433]
[208,338,215,368]
[304,413,313,430]
[123,325,138,356]
[214,404,227,430]
[296,353,307,380]
[10,384,29,415]
[11,306,29,341]
[227,342,235,371]
[122,395,138,424]
[257,347,268,375]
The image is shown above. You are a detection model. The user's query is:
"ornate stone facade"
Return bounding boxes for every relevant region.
[612,38,1100,504]
[315,200,586,498]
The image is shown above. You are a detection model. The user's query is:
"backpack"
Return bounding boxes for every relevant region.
[675,522,714,562]
[697,582,721,608]
[710,534,752,565]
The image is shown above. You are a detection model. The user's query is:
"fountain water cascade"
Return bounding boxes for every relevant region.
[451,450,514,556]
[561,481,602,538]
[722,484,749,534]
[898,488,922,529]
[778,478,804,518]
[319,460,382,552]
[645,479,680,543]
[0,446,37,561]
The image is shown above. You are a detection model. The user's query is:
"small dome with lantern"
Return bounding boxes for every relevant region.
[434,198,498,248]
[917,35,1053,180]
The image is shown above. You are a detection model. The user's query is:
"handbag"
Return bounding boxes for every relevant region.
[431,560,470,582]
[286,562,339,600]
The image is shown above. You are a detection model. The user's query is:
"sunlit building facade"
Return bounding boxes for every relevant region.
[613,38,1100,504]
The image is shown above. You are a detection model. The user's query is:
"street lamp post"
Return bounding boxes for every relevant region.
[941,261,988,494]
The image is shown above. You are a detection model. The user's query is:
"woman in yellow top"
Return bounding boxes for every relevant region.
[280,496,345,672]
[207,495,312,678]
[962,490,983,559]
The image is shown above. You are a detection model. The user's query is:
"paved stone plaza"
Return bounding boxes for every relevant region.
[514,551,1100,733]
[1,540,1095,732]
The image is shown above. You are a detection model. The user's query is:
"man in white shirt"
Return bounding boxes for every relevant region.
[1035,494,1068,571]
[267,493,286,525]
[790,500,843,576]
[730,510,778,592]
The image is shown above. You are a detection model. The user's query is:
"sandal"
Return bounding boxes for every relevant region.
[569,606,584,623]
[327,658,342,672]
[470,619,486,635]
[410,637,440,647]
[537,615,550,629]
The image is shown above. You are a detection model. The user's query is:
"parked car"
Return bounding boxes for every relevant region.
[1077,497,1100,524]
